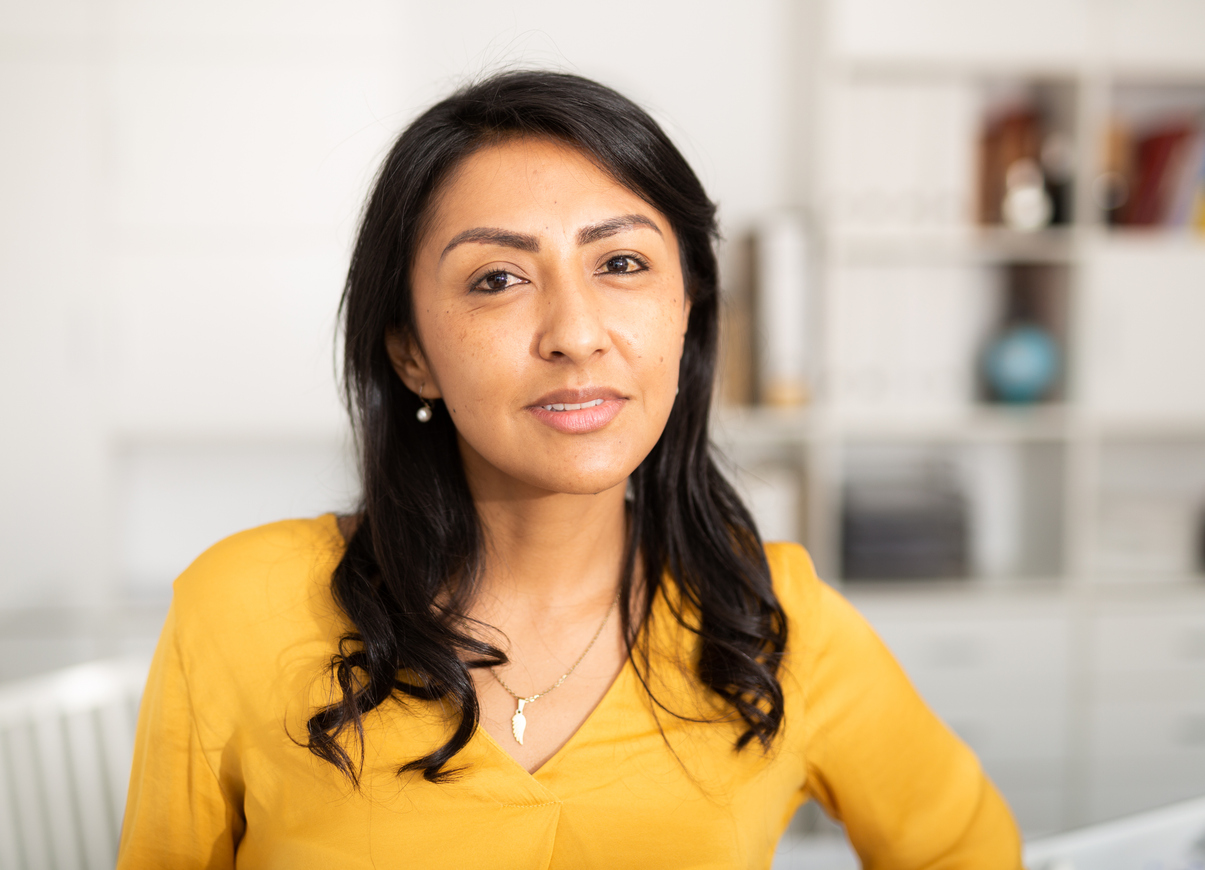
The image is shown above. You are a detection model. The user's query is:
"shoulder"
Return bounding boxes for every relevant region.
[174,514,344,594]
[762,541,876,664]
[761,542,927,736]
[169,514,347,650]
[141,516,350,782]
[763,541,828,630]
[762,542,1024,862]
[763,540,819,600]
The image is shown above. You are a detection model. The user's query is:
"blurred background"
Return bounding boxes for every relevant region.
[2,0,1205,860]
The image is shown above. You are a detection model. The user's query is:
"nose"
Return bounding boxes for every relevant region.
[535,270,612,363]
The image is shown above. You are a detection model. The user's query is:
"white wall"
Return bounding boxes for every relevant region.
[827,0,1205,72]
[0,0,794,608]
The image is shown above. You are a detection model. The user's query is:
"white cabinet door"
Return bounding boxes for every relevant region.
[1079,238,1205,423]
[1087,598,1205,823]
[849,591,1072,835]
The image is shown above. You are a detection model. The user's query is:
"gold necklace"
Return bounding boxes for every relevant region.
[492,592,619,746]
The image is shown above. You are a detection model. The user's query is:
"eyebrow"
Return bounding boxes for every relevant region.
[440,227,540,261]
[439,214,663,261]
[575,214,662,246]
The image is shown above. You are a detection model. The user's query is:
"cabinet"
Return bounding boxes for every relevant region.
[811,585,1205,836]
[1087,598,1205,823]
[849,590,1072,834]
[721,0,1205,835]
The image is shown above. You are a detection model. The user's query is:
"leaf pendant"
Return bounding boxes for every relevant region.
[511,698,528,745]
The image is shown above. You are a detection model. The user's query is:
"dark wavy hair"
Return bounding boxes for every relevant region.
[307,69,788,784]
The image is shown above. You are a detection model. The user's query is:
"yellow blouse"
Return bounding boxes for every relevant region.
[118,515,1021,869]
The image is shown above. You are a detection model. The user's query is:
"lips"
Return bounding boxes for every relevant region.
[527,387,626,434]
[540,398,604,412]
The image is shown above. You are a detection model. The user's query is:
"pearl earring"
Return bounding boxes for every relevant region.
[416,383,433,423]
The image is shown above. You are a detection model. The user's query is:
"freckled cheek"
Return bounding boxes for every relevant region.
[432,319,525,406]
[623,323,684,391]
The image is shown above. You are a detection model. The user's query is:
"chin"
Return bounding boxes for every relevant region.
[508,447,642,496]
[527,465,633,497]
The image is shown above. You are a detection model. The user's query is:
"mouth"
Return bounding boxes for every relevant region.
[527,388,626,434]
[539,398,605,412]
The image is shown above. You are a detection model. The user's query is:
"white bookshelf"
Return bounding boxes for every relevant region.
[724,0,1205,837]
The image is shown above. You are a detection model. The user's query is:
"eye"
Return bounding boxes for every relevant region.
[471,270,527,294]
[599,254,648,275]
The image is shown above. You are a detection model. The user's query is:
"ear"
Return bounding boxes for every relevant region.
[384,329,442,399]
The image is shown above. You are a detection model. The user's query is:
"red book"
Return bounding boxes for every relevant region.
[1164,126,1205,227]
[1123,124,1193,226]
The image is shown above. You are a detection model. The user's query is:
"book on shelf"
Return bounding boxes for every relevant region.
[752,214,812,407]
[1108,113,1205,230]
[717,235,756,407]
[1166,126,1205,228]
[718,216,814,409]
[826,262,991,416]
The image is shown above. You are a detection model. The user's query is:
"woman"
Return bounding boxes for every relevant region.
[119,70,1021,868]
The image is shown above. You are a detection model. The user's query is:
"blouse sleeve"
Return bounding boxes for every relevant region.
[773,544,1023,869]
[117,601,243,870]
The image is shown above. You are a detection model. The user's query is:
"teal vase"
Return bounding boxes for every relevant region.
[983,324,1060,404]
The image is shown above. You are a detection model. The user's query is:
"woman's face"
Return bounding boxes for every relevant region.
[389,137,690,498]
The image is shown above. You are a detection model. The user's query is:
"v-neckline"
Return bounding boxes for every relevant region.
[475,645,636,785]
[324,513,659,790]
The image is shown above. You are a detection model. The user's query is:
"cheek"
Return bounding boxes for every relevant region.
[426,313,525,404]
[627,295,689,371]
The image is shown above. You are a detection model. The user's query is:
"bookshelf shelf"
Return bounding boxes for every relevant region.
[718,413,1205,455]
[716,405,1075,444]
[837,410,1072,443]
[713,402,1074,436]
[1094,421,1205,441]
[720,12,1205,587]
[1096,229,1205,248]
[973,227,1080,262]
[826,226,1078,265]
[718,1,1205,834]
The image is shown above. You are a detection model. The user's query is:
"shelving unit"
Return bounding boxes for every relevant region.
[718,1,1205,837]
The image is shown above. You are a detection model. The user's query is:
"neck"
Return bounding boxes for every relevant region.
[461,453,629,614]
[476,486,629,609]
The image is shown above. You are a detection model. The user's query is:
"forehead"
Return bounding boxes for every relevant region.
[421,137,664,243]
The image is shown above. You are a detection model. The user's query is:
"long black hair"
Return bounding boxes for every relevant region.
[307,70,788,784]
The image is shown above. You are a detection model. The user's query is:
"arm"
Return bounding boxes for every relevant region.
[118,603,243,870]
[775,545,1022,869]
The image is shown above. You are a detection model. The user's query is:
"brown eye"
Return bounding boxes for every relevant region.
[472,270,525,293]
[601,255,646,274]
